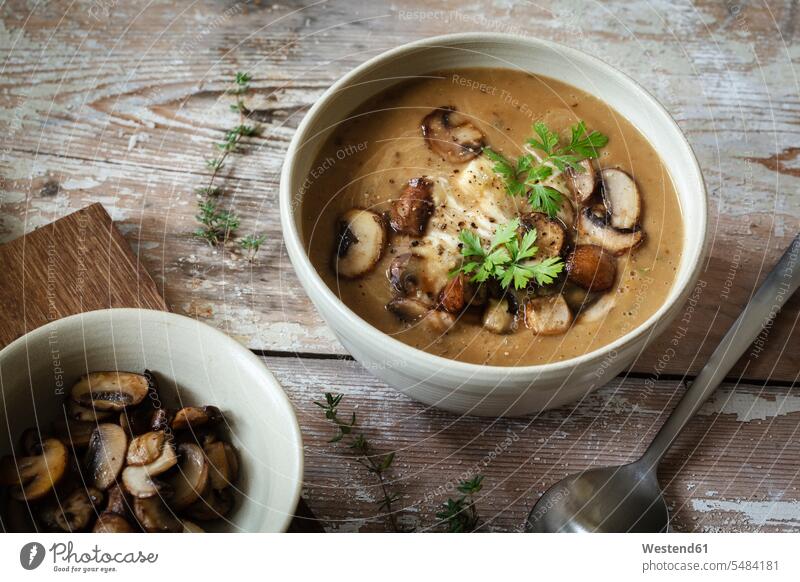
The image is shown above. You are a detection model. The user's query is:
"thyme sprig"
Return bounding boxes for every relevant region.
[315,393,402,532]
[193,72,265,258]
[436,475,485,532]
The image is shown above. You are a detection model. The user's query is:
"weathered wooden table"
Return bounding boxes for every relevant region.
[1,0,799,532]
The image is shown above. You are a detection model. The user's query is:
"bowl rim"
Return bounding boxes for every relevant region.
[0,307,304,533]
[280,32,708,379]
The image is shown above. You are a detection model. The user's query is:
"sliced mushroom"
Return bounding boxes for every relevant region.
[566,245,617,292]
[106,483,130,516]
[181,520,205,533]
[562,283,599,313]
[66,400,113,422]
[577,291,617,323]
[71,372,149,411]
[133,497,181,533]
[556,196,576,231]
[53,487,101,532]
[482,297,517,334]
[85,423,128,490]
[166,443,210,510]
[426,310,457,334]
[52,417,96,449]
[525,294,573,335]
[389,177,434,236]
[387,297,430,323]
[438,275,466,313]
[185,488,234,522]
[127,431,166,466]
[565,159,597,204]
[601,169,641,229]
[0,438,68,501]
[204,441,239,491]
[521,212,567,258]
[421,106,485,163]
[332,209,387,279]
[171,406,222,431]
[93,512,134,533]
[388,253,426,296]
[578,206,644,256]
[121,440,178,498]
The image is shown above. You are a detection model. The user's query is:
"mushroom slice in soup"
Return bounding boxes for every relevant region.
[71,372,149,411]
[566,245,616,292]
[482,297,517,335]
[525,294,573,336]
[565,159,597,205]
[389,177,434,236]
[521,212,567,259]
[578,206,644,256]
[332,209,387,279]
[438,274,467,313]
[85,423,128,490]
[0,438,68,501]
[600,169,641,230]
[422,106,485,163]
[577,291,617,324]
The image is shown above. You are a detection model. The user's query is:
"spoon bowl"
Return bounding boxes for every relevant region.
[526,462,668,533]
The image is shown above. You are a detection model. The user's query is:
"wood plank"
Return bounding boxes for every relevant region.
[269,356,800,532]
[1,0,797,381]
[0,203,166,348]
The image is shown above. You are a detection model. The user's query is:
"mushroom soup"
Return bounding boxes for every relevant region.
[301,68,683,366]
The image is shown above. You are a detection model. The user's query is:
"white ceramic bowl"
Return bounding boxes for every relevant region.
[0,309,303,532]
[280,33,707,416]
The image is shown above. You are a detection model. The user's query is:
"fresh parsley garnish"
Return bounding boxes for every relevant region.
[484,121,608,217]
[452,218,565,290]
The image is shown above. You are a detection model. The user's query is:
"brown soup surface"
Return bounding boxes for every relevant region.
[301,68,683,366]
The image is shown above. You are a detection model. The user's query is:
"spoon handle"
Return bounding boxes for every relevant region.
[641,234,800,468]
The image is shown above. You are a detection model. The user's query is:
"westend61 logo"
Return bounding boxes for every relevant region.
[19,541,158,573]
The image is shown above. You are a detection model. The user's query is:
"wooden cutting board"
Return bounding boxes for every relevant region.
[0,203,322,532]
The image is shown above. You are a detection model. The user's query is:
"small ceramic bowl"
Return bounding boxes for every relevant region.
[0,308,303,532]
[280,33,707,416]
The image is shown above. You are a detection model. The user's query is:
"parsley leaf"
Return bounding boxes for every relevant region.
[566,120,609,159]
[527,121,560,155]
[528,183,563,218]
[484,148,527,197]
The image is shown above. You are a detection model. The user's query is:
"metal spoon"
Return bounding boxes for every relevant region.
[526,234,800,533]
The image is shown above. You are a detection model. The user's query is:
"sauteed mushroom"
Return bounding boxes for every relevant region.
[0,438,68,501]
[205,441,239,491]
[181,520,205,533]
[127,431,166,466]
[71,372,149,411]
[171,406,222,431]
[93,512,134,533]
[601,169,641,230]
[52,487,103,532]
[121,440,177,498]
[53,417,95,449]
[67,400,112,422]
[166,444,209,510]
[389,177,434,236]
[19,428,43,456]
[333,209,387,279]
[422,106,485,163]
[525,294,573,335]
[133,497,181,533]
[388,253,426,296]
[85,424,128,490]
[578,206,644,255]
[185,488,234,521]
[566,245,617,292]
[565,159,597,204]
